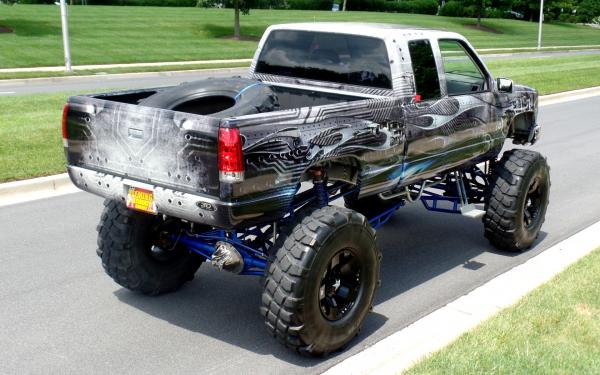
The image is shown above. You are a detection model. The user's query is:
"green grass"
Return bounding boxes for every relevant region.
[0,92,69,182]
[0,4,599,69]
[405,247,600,374]
[0,53,598,182]
[487,54,600,95]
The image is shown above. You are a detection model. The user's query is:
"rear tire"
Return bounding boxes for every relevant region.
[483,149,550,252]
[97,199,203,295]
[260,206,380,356]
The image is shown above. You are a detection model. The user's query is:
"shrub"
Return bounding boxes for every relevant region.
[409,0,437,15]
[439,1,464,16]
[87,0,198,5]
[486,8,504,19]
[346,0,437,14]
[286,0,332,10]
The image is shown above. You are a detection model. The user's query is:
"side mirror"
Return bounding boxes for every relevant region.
[497,78,513,93]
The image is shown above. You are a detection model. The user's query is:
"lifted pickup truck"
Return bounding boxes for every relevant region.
[63,23,549,356]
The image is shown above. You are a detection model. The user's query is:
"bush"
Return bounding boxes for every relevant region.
[347,0,438,15]
[385,1,411,12]
[576,0,600,23]
[558,13,578,23]
[346,0,386,11]
[438,1,464,16]
[486,8,504,19]
[409,0,437,15]
[87,0,197,5]
[286,0,332,10]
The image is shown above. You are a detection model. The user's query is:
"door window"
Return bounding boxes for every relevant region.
[407,39,441,100]
[438,40,487,95]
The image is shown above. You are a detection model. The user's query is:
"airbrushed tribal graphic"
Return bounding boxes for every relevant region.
[65,82,536,229]
[235,90,512,195]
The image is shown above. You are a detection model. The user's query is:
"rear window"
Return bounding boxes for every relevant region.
[255,30,392,89]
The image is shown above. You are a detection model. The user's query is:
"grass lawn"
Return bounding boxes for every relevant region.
[0,53,599,183]
[0,4,599,68]
[487,54,600,95]
[0,92,69,182]
[405,247,600,374]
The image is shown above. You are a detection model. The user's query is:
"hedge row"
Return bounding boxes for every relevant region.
[15,0,438,15]
[344,0,438,15]
[16,0,199,5]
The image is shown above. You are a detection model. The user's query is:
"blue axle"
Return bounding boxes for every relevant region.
[174,176,467,276]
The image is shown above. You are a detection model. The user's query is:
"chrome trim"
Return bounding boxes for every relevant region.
[219,171,244,183]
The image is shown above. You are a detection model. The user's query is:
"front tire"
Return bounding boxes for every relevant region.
[260,206,380,356]
[97,199,203,295]
[483,149,550,252]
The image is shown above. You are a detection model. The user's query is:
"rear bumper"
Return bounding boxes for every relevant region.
[67,166,292,229]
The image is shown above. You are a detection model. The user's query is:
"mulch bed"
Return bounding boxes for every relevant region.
[220,35,260,41]
[464,24,503,34]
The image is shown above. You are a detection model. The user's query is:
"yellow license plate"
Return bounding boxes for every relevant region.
[126,187,157,214]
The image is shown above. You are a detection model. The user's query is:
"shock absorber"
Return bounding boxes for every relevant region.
[312,168,329,208]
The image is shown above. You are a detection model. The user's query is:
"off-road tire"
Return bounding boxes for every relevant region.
[139,77,279,117]
[97,199,203,295]
[484,149,550,252]
[344,193,404,219]
[260,206,380,356]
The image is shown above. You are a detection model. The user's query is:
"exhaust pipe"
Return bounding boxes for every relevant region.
[211,241,244,274]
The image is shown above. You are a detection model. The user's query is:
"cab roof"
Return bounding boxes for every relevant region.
[267,22,464,41]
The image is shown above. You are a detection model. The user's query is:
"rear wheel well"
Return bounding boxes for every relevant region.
[299,157,361,185]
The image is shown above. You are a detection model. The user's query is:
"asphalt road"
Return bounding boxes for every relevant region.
[1,96,599,374]
[1,49,599,96]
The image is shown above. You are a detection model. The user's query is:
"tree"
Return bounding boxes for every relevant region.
[576,0,600,22]
[231,0,285,39]
[463,0,492,26]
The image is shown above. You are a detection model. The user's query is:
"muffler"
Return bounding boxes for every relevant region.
[211,241,244,274]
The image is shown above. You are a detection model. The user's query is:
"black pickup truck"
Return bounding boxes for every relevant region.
[63,23,550,356]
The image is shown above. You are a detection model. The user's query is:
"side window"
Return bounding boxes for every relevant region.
[438,39,487,95]
[407,39,441,100]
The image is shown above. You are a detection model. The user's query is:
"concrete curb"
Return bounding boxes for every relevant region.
[0,67,250,87]
[0,174,77,207]
[323,220,600,375]
[1,86,599,205]
[0,59,253,74]
[476,44,600,52]
[539,86,600,106]
[0,173,70,195]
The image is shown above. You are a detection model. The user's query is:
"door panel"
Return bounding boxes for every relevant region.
[400,38,501,183]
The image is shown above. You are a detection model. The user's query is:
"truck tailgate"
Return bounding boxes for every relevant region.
[64,95,220,197]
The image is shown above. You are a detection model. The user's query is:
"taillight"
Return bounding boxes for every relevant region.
[218,127,244,183]
[62,103,69,146]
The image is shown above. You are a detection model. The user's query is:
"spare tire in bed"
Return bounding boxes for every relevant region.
[139,77,279,117]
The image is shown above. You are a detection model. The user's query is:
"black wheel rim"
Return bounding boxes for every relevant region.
[319,249,362,321]
[523,176,543,230]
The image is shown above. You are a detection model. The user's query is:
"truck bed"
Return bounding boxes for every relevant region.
[64,85,380,228]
